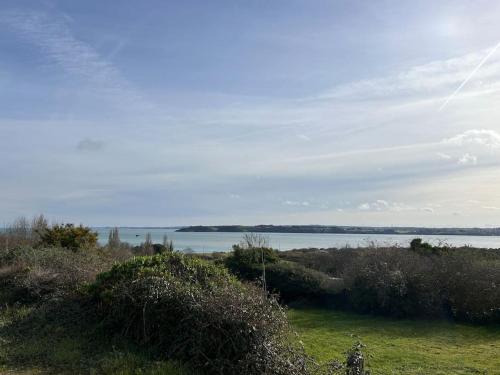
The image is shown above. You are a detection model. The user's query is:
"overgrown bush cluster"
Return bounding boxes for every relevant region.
[0,246,116,303]
[224,243,342,304]
[88,252,336,375]
[0,217,370,374]
[279,242,500,323]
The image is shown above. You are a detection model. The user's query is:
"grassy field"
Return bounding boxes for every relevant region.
[1,303,499,374]
[289,308,500,375]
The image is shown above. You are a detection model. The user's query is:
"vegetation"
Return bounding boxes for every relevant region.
[0,300,192,375]
[279,243,500,323]
[223,235,342,304]
[0,219,191,374]
[1,216,498,374]
[88,252,331,375]
[0,217,366,375]
[38,223,99,250]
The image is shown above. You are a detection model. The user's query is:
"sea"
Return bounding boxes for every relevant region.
[94,227,500,252]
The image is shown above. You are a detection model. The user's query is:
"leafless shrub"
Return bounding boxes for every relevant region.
[0,246,115,303]
[1,214,49,250]
[240,233,270,249]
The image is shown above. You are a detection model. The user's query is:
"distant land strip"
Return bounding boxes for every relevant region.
[176,225,500,236]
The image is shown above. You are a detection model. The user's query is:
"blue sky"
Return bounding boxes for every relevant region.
[2,0,500,226]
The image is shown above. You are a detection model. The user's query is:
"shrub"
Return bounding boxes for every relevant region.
[265,261,343,304]
[342,247,500,322]
[343,251,439,317]
[225,244,279,276]
[278,248,362,278]
[0,215,48,249]
[409,238,449,255]
[38,223,98,250]
[0,246,114,303]
[440,254,500,323]
[88,252,323,375]
[225,245,341,304]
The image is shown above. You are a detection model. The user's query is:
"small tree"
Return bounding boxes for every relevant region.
[162,234,174,252]
[141,232,153,255]
[108,227,121,249]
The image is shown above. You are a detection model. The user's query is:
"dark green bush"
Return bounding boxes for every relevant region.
[409,238,449,255]
[88,252,322,375]
[38,223,98,250]
[225,246,342,304]
[265,261,342,303]
[225,244,279,279]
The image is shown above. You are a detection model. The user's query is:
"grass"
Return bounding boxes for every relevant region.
[289,308,500,375]
[0,303,192,375]
[1,300,499,375]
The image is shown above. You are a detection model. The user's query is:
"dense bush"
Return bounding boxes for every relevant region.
[225,244,279,279]
[88,252,326,375]
[278,244,500,323]
[0,246,114,303]
[38,223,98,250]
[344,248,500,322]
[342,249,444,318]
[279,248,362,277]
[265,261,343,304]
[225,246,341,304]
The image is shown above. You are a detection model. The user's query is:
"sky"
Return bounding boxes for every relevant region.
[1,0,500,227]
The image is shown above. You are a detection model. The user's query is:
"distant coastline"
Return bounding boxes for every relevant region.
[176,225,500,236]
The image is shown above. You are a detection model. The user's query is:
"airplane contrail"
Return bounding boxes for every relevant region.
[439,42,500,111]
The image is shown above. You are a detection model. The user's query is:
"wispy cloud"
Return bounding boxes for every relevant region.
[283,200,310,207]
[0,9,152,113]
[482,206,500,211]
[439,42,500,111]
[443,129,500,149]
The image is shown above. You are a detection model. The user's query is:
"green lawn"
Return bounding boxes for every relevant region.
[3,303,499,374]
[289,308,500,375]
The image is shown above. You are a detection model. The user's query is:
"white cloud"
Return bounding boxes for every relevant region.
[482,206,500,210]
[357,200,438,214]
[358,203,371,210]
[358,200,390,211]
[444,129,500,149]
[283,200,310,207]
[457,153,478,165]
[436,152,452,160]
[296,134,311,141]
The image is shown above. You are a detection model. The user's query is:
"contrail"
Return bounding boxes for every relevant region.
[439,42,500,111]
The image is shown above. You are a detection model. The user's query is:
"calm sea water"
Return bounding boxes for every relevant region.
[95,228,500,252]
